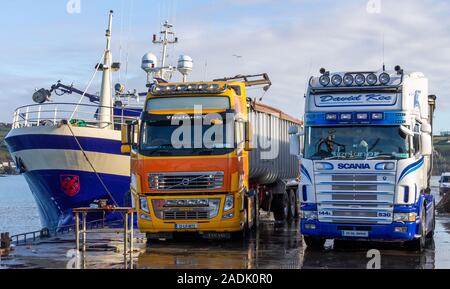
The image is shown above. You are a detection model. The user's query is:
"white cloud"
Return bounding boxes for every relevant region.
[2,0,450,132]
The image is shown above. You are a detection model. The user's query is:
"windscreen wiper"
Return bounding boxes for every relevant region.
[366,154,396,160]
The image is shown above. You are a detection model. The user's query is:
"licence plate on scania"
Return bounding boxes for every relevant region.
[342,230,369,238]
[175,224,198,230]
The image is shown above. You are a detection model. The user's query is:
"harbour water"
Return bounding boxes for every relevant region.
[0,176,41,235]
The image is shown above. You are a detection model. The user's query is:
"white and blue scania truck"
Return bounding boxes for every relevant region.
[290,66,437,251]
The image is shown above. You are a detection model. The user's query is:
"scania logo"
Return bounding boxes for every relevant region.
[338,163,371,170]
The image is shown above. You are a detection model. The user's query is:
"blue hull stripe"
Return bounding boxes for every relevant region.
[6,134,123,155]
[23,169,130,229]
[398,157,424,182]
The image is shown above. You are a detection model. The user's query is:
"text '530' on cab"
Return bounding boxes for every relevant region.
[289,66,436,251]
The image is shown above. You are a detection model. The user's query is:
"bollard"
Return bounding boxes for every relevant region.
[1,232,11,256]
[40,228,50,239]
[1,232,11,249]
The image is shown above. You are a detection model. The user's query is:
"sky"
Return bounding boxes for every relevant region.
[1,0,450,132]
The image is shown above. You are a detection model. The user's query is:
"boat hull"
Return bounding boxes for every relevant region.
[5,125,131,229]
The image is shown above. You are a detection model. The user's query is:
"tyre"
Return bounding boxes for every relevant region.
[426,204,435,239]
[232,209,248,240]
[287,189,296,221]
[304,236,326,249]
[272,194,288,222]
[405,208,426,252]
[252,194,260,232]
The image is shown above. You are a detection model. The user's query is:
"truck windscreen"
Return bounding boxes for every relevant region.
[304,126,409,160]
[139,113,235,157]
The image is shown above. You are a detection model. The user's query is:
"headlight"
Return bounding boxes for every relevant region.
[367,73,378,85]
[319,75,330,86]
[140,197,150,213]
[371,113,384,120]
[224,195,234,212]
[394,212,417,222]
[343,74,354,86]
[355,73,366,85]
[331,75,342,86]
[379,73,390,85]
[315,162,334,170]
[301,210,318,220]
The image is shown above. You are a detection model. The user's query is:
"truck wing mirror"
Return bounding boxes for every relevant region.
[421,133,432,156]
[421,123,432,134]
[400,125,414,137]
[290,134,303,157]
[121,123,133,154]
[289,125,304,136]
[244,121,254,152]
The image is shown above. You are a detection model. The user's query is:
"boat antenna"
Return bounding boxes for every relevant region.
[382,33,386,71]
[153,21,178,80]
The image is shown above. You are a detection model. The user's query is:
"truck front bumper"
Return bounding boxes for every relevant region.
[301,220,419,242]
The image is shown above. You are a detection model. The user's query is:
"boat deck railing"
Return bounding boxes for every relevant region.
[12,102,141,129]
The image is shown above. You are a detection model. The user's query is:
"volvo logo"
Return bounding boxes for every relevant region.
[181,178,191,186]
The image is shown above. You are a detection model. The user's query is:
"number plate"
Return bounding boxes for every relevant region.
[342,230,369,238]
[175,223,198,229]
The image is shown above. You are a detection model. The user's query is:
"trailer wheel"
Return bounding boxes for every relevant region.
[405,208,426,252]
[304,236,326,249]
[252,193,260,232]
[287,189,296,221]
[272,194,288,222]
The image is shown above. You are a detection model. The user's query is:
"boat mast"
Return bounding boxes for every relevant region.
[98,10,114,129]
[153,21,178,81]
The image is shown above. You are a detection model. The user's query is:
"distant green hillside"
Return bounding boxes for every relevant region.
[0,123,12,163]
[0,123,449,174]
[434,134,450,175]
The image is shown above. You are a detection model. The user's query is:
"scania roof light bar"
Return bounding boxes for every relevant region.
[312,66,405,89]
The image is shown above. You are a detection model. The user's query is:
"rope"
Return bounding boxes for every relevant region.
[64,122,119,207]
[70,52,105,120]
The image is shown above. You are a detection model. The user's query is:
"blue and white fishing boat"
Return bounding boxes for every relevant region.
[4,11,187,229]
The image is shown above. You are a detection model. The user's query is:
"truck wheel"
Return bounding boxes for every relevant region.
[304,236,326,249]
[252,194,260,232]
[272,194,288,222]
[287,189,296,221]
[426,204,435,239]
[405,209,426,252]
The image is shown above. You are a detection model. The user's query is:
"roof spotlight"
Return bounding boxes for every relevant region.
[331,75,343,86]
[379,73,391,85]
[343,74,354,86]
[319,75,330,86]
[355,74,366,86]
[367,73,378,85]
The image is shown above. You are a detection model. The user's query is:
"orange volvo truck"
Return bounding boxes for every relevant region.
[121,74,302,239]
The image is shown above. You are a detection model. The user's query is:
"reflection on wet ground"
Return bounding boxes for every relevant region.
[137,216,450,269]
[2,215,450,269]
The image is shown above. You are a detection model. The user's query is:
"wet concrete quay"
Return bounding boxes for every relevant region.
[1,213,450,269]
